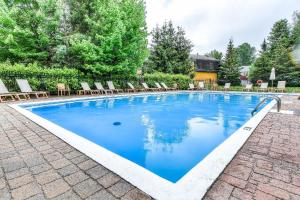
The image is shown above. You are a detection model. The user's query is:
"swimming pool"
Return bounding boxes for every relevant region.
[12,92,275,199]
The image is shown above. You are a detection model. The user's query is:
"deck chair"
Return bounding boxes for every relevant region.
[77,82,99,95]
[95,82,113,94]
[57,83,70,96]
[198,81,206,90]
[107,81,123,93]
[161,82,176,91]
[0,79,28,102]
[126,82,143,93]
[188,83,196,90]
[142,83,158,91]
[223,83,231,91]
[257,82,268,92]
[275,81,286,93]
[155,82,164,91]
[16,79,48,99]
[243,84,253,92]
[211,82,219,91]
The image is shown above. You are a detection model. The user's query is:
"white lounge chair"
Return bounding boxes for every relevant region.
[161,82,176,91]
[188,83,196,90]
[16,79,48,99]
[198,81,206,90]
[223,83,231,91]
[77,82,99,95]
[155,82,164,91]
[95,82,113,94]
[243,84,253,92]
[126,82,143,93]
[275,81,286,93]
[142,83,158,91]
[0,79,28,102]
[107,81,123,93]
[257,82,268,92]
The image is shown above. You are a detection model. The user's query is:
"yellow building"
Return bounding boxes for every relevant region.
[191,54,220,82]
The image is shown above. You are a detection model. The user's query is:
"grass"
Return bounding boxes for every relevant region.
[229,86,300,93]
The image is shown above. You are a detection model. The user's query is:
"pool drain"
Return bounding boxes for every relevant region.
[113,122,121,126]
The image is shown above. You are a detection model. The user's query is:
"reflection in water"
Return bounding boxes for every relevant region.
[28,93,270,183]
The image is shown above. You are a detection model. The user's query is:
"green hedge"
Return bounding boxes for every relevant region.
[0,63,192,93]
[143,73,191,89]
[0,63,81,93]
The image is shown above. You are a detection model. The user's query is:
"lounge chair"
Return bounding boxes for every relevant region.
[188,83,196,90]
[161,82,176,91]
[142,83,158,91]
[257,83,269,92]
[126,82,142,93]
[257,82,268,92]
[223,83,231,91]
[94,82,113,94]
[155,82,165,91]
[198,81,206,90]
[107,81,123,93]
[212,82,219,91]
[275,81,286,93]
[0,79,28,102]
[243,84,253,92]
[57,83,70,96]
[77,82,99,95]
[16,79,48,98]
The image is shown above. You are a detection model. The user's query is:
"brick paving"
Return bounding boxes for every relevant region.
[0,94,299,200]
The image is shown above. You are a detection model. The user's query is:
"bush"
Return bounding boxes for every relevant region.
[0,63,192,93]
[143,72,191,89]
[0,62,81,93]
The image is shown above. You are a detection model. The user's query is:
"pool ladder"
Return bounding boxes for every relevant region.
[251,96,281,116]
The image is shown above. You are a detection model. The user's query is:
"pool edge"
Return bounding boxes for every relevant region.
[9,92,278,200]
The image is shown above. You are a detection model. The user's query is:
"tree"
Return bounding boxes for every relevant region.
[218,38,240,85]
[250,17,298,84]
[290,11,300,46]
[236,43,256,66]
[146,21,193,74]
[260,39,267,53]
[205,49,223,60]
[0,0,148,76]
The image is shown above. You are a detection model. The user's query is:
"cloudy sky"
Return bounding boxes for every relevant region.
[145,0,300,54]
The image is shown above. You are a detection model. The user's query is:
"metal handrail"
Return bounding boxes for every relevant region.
[251,95,281,116]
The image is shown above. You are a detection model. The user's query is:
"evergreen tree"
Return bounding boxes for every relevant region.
[218,38,240,85]
[205,49,223,60]
[236,43,256,66]
[147,21,193,74]
[290,11,300,46]
[260,39,267,53]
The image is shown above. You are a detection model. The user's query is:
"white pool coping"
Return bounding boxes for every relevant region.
[10,91,278,200]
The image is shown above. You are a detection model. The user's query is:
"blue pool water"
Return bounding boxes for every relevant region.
[24,92,270,182]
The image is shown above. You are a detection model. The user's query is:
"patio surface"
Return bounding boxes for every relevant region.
[0,94,299,200]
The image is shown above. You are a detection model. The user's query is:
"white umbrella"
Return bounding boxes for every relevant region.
[269,67,276,87]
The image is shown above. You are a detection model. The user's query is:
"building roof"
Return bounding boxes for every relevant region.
[190,54,219,61]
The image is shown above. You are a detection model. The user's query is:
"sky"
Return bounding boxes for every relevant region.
[145,0,300,55]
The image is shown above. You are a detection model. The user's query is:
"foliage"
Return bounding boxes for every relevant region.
[0,0,148,76]
[236,43,256,66]
[205,49,223,60]
[143,72,191,89]
[0,62,80,93]
[146,21,193,75]
[218,38,240,85]
[250,17,300,86]
[291,11,300,46]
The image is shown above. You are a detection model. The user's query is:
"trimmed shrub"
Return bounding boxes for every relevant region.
[143,72,191,89]
[0,63,192,93]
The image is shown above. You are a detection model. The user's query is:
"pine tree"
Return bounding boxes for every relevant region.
[236,43,256,66]
[218,38,240,85]
[260,39,267,53]
[147,21,193,74]
[290,11,300,46]
[205,49,223,60]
